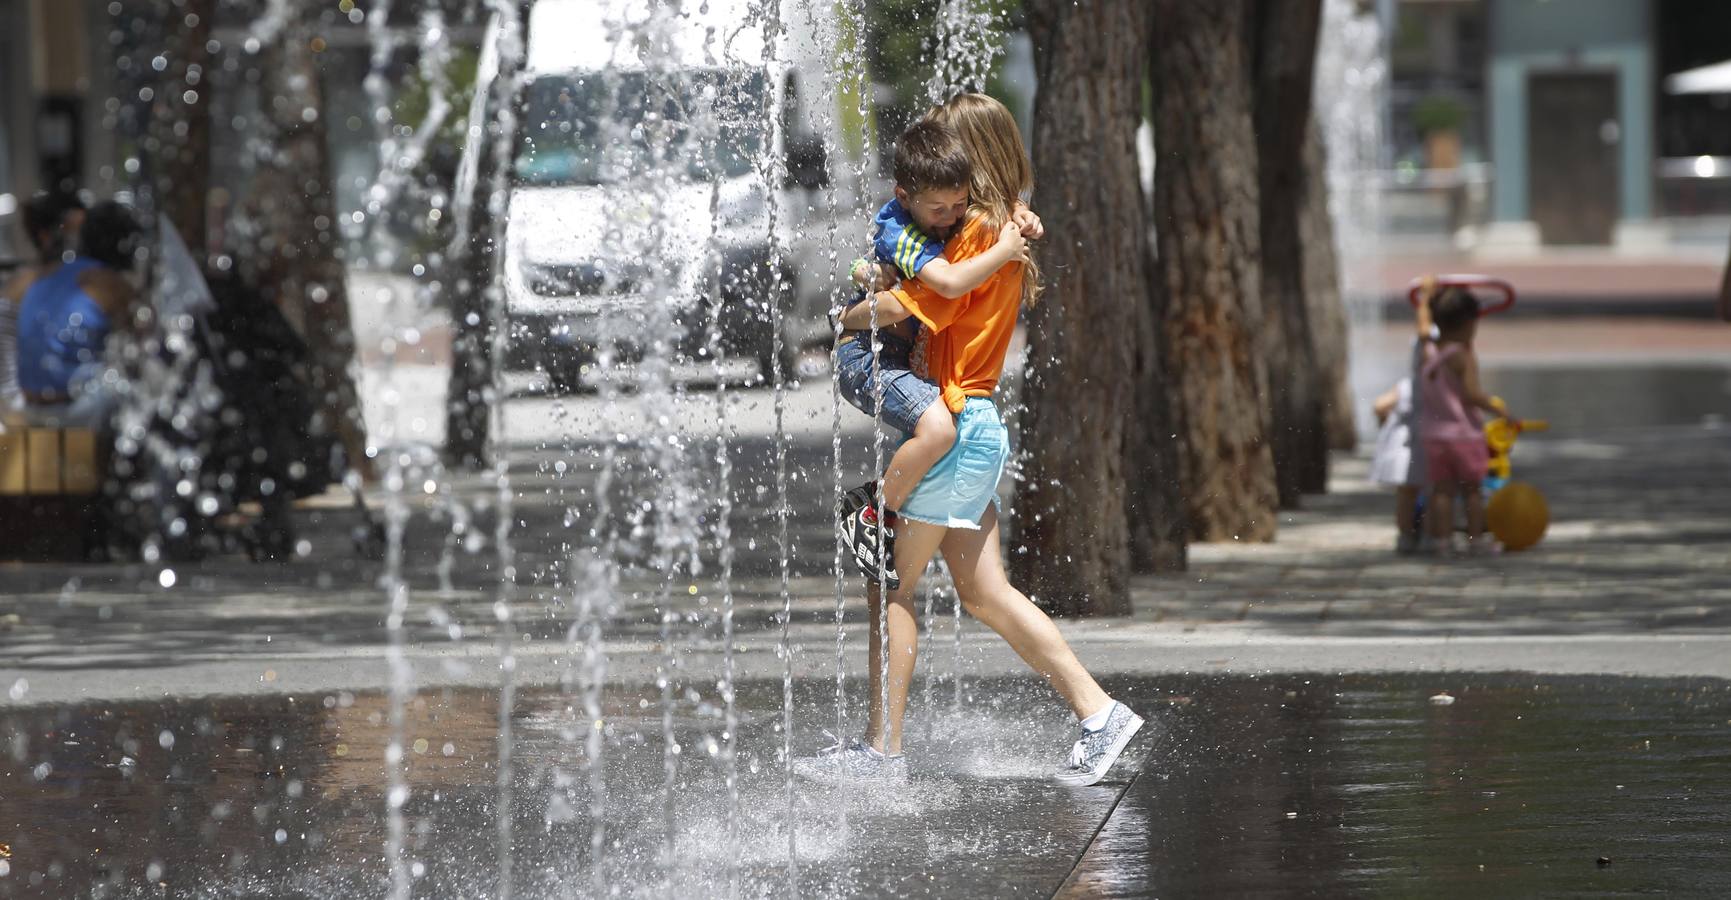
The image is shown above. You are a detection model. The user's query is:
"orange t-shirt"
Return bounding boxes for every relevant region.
[890,216,1021,414]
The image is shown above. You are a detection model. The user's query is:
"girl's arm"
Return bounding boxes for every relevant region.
[1414,276,1436,340]
[1453,348,1509,419]
[838,291,914,331]
[850,259,899,292]
[910,220,1026,299]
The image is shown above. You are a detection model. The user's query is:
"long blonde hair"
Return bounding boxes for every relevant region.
[927,93,1043,306]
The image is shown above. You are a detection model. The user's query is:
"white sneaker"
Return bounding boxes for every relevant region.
[1466,536,1504,556]
[1420,534,1454,558]
[792,735,906,784]
[1054,702,1145,787]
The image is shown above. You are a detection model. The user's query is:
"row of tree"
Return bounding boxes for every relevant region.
[1012,0,1356,616]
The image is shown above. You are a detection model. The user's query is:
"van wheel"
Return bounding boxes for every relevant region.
[546,351,593,395]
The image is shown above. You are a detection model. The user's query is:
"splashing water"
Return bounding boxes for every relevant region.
[1316,0,1390,431]
[927,0,1009,102]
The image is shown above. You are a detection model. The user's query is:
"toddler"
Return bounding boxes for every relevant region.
[1418,285,1511,555]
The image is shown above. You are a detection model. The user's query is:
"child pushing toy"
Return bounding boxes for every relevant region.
[1414,276,1515,556]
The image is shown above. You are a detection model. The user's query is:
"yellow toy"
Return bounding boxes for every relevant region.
[1483,414,1548,487]
[1481,404,1550,550]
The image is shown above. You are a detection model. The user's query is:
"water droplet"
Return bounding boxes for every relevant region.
[158,569,176,589]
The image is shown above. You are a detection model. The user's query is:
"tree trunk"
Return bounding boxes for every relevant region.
[1126,291,1188,572]
[149,0,214,258]
[1300,118,1357,451]
[1148,0,1278,542]
[1719,230,1731,322]
[251,10,372,481]
[1015,0,1159,615]
[1250,0,1328,503]
[444,2,531,470]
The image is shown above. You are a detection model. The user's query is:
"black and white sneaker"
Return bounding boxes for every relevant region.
[1054,701,1145,787]
[838,480,899,590]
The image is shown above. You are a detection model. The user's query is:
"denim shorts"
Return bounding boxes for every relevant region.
[897,397,1010,530]
[834,331,941,436]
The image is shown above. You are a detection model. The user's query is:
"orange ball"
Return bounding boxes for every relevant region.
[1486,481,1549,551]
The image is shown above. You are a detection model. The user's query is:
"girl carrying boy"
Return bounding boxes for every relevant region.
[799,94,1143,787]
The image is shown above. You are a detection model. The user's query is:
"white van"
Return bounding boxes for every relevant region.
[470,0,850,390]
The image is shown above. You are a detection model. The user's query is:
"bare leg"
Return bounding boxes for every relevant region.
[1463,486,1487,542]
[940,505,1111,721]
[1395,485,1419,536]
[1428,482,1455,546]
[863,516,948,756]
[880,402,955,513]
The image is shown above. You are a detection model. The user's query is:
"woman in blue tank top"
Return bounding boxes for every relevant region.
[17,256,108,400]
[16,201,139,425]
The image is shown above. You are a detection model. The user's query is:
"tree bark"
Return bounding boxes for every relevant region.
[444,1,532,470]
[1300,117,1357,451]
[250,10,372,481]
[1719,230,1731,322]
[1126,283,1188,573]
[1015,0,1160,615]
[1148,0,1278,542]
[149,0,215,259]
[1250,0,1328,503]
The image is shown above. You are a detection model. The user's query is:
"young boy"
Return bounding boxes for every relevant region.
[833,117,1032,589]
[1418,285,1512,555]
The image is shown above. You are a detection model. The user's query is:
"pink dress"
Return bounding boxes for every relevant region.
[1418,342,1488,484]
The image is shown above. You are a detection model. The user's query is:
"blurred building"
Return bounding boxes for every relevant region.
[1390,0,1731,251]
[0,0,110,260]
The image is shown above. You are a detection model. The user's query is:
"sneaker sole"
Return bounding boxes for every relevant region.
[1054,713,1145,787]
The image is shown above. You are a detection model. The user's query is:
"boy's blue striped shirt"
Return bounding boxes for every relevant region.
[872,199,945,280]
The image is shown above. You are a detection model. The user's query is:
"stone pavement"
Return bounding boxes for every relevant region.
[1369,241,1729,315]
[3,411,1728,708]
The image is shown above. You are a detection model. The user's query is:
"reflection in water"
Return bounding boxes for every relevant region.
[1062,674,1731,898]
[3,674,1729,898]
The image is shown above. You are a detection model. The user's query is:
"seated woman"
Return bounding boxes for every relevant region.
[2,190,86,416]
[16,201,139,427]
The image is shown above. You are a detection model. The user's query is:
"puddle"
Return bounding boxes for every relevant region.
[3,673,1728,898]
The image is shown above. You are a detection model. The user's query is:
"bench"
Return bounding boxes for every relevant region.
[0,416,105,560]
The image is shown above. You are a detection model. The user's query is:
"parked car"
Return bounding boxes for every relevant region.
[464,0,858,392]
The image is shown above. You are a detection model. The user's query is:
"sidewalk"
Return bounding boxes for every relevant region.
[3,415,1728,707]
[1367,241,1727,315]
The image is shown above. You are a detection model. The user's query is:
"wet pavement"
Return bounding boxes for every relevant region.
[2,323,1730,897]
[3,673,1729,898]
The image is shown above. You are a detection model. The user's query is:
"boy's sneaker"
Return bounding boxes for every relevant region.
[792,736,907,784]
[1054,701,1145,787]
[839,480,899,590]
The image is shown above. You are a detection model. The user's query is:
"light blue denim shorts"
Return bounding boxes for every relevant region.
[897,397,1010,530]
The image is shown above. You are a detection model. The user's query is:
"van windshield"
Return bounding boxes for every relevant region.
[514,70,767,186]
